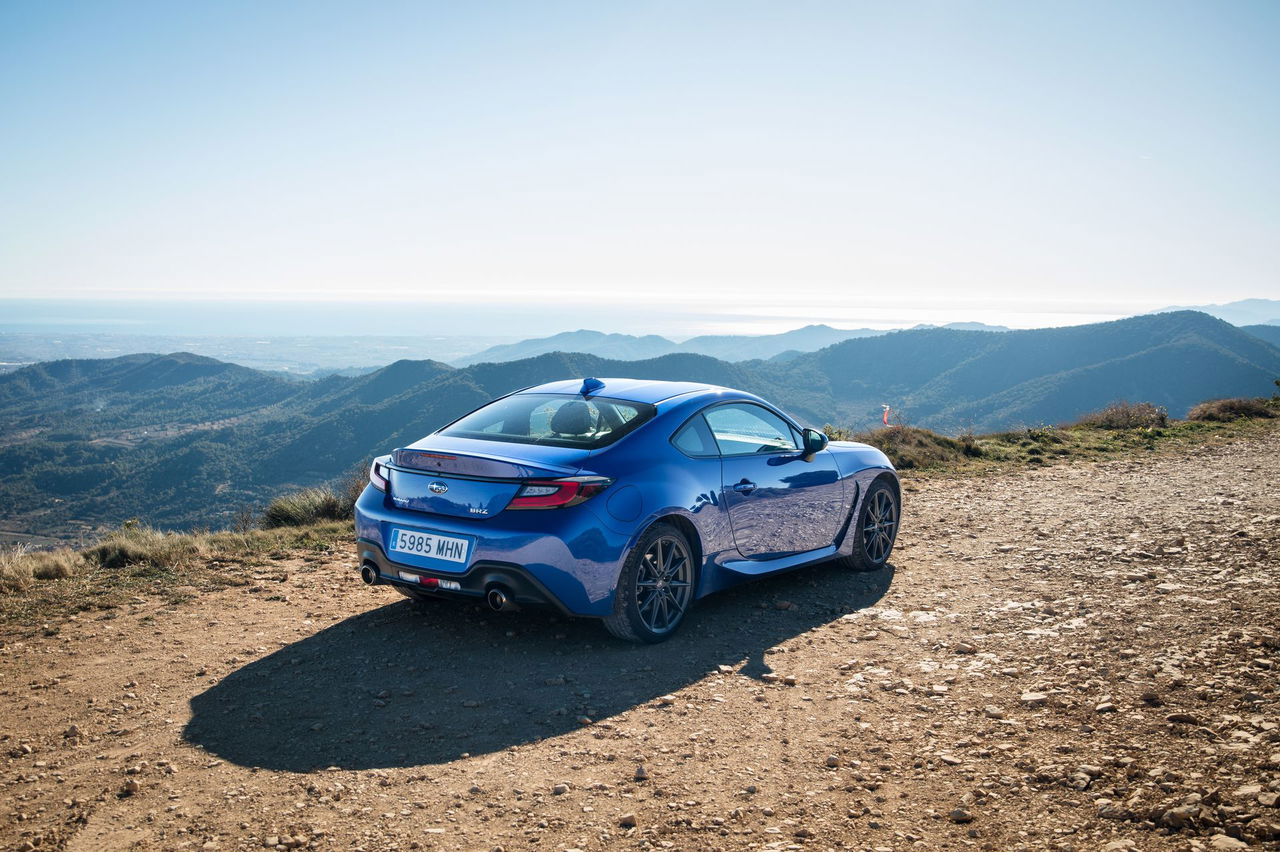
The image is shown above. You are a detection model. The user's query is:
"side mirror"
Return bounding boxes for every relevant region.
[802,428,829,458]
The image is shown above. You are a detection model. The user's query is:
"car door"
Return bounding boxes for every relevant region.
[703,402,844,559]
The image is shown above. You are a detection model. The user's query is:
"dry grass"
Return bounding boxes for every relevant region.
[1070,400,1168,430]
[827,408,1277,476]
[262,487,348,528]
[261,464,369,528]
[2,467,367,625]
[81,521,351,572]
[1188,397,1277,422]
[0,521,351,626]
[826,425,976,470]
[0,547,84,594]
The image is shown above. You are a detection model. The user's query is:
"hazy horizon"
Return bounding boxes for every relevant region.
[6,295,1277,341]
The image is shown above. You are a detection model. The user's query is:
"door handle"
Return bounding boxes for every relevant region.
[732,479,757,494]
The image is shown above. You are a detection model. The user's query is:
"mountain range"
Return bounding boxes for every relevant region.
[1,311,1277,539]
[5,297,1275,375]
[1149,298,1280,327]
[451,322,1012,366]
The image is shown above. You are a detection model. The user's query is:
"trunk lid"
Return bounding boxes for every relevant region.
[388,436,590,519]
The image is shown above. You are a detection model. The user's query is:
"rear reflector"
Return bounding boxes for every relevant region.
[396,572,460,591]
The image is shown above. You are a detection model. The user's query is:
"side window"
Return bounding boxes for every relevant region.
[704,404,800,456]
[671,415,718,458]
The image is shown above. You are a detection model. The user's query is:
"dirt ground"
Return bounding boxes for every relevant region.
[2,425,1278,852]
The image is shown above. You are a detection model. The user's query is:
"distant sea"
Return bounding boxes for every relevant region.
[0,297,829,338]
[0,299,535,372]
[0,298,533,338]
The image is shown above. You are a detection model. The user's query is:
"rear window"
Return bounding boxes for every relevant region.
[671,416,719,458]
[439,394,656,449]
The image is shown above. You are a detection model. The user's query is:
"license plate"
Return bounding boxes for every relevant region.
[388,526,472,565]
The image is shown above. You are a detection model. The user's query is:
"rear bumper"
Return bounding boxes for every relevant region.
[353,485,631,617]
[357,539,578,616]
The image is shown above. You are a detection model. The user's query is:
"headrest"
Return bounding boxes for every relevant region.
[550,401,594,435]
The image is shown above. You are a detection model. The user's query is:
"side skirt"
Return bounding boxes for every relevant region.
[720,544,840,577]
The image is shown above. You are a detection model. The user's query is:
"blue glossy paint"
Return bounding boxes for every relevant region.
[353,378,897,620]
[387,468,524,520]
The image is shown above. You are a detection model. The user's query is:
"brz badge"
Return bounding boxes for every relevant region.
[428,481,449,494]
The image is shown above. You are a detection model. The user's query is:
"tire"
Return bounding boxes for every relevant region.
[603,522,696,643]
[839,478,899,571]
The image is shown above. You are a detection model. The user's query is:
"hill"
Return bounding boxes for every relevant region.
[676,324,887,362]
[0,352,302,428]
[1243,324,1280,348]
[1147,297,1280,326]
[780,310,1280,431]
[912,321,1011,332]
[1,311,1277,538]
[452,324,887,366]
[451,330,676,366]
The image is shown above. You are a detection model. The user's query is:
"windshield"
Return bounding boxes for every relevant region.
[439,394,656,449]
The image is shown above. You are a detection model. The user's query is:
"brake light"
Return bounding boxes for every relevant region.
[369,456,391,492]
[507,476,613,510]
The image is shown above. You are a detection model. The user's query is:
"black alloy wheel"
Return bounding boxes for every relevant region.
[604,522,695,643]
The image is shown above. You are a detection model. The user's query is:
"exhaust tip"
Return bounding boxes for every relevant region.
[486,587,515,612]
[360,563,380,586]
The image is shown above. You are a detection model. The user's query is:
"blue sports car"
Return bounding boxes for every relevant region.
[354,378,899,642]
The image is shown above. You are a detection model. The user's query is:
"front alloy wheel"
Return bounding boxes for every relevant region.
[841,478,899,571]
[604,523,694,643]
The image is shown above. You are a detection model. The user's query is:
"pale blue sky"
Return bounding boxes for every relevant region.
[1,1,1277,334]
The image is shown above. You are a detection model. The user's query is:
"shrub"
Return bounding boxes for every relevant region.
[338,462,371,514]
[261,487,347,529]
[258,463,370,530]
[956,431,984,458]
[847,425,969,470]
[1072,401,1168,430]
[1187,397,1276,422]
[0,546,84,593]
[82,524,205,570]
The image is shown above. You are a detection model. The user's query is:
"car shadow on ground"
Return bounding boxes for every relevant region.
[183,560,894,771]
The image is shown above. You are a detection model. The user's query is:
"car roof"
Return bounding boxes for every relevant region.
[516,378,731,405]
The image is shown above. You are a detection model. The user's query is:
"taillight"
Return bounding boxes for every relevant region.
[369,456,391,492]
[507,476,613,510]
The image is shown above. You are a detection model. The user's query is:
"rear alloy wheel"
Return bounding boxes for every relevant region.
[840,479,899,571]
[603,523,695,643]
